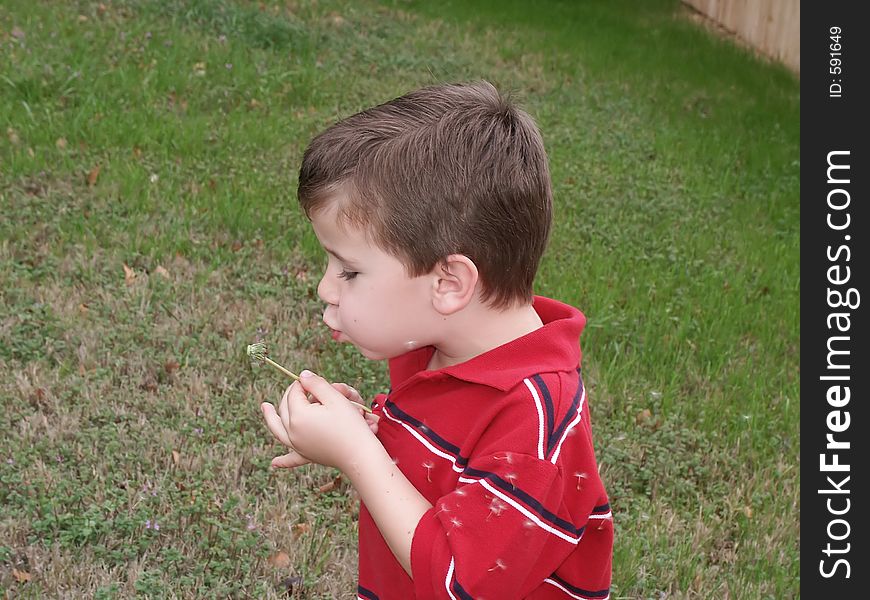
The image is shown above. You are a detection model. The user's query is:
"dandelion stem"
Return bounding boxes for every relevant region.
[247,342,372,413]
[261,356,299,380]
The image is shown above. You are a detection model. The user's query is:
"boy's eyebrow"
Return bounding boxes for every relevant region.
[323,247,356,265]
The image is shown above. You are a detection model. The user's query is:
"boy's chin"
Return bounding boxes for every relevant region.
[354,344,413,362]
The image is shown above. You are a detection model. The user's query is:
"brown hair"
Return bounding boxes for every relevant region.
[297,81,552,310]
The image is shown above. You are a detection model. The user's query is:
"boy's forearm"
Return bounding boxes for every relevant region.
[342,437,432,577]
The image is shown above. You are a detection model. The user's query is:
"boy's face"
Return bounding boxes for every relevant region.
[309,200,435,361]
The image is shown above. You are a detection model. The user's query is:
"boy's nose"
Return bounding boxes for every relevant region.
[317,274,339,307]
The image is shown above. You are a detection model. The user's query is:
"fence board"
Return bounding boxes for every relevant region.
[684,0,799,74]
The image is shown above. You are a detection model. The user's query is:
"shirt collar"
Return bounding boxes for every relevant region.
[388,296,586,392]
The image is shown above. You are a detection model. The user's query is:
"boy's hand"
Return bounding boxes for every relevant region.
[261,371,379,470]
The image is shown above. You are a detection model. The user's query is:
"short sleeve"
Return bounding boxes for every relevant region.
[410,451,583,600]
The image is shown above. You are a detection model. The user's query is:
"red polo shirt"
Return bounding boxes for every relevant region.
[357,296,612,600]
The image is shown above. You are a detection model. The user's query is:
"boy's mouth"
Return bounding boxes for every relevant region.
[330,329,343,341]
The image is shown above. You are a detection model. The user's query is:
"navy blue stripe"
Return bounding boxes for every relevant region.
[592,502,611,514]
[357,585,379,600]
[532,374,556,456]
[384,400,469,468]
[546,377,584,459]
[549,575,610,599]
[463,467,583,536]
[451,577,474,600]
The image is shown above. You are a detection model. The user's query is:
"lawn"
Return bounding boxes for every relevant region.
[1,0,799,597]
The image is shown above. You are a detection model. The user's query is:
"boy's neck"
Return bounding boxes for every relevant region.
[426,300,544,371]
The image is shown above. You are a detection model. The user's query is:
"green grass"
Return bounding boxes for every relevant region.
[1,0,799,597]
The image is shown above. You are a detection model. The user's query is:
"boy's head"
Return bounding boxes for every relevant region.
[298,81,553,311]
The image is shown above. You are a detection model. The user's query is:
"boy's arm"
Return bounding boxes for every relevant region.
[280,371,431,576]
[344,431,432,576]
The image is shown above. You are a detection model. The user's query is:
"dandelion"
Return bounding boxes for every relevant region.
[246,341,371,413]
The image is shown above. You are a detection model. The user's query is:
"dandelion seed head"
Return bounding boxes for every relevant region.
[246,342,268,363]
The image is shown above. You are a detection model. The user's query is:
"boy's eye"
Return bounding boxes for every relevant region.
[338,269,359,281]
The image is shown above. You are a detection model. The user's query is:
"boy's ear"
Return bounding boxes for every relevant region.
[431,254,478,315]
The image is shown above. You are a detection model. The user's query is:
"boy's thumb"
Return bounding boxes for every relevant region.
[298,370,330,399]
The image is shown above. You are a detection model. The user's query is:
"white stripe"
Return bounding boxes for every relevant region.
[549,387,586,464]
[543,578,610,600]
[588,511,613,520]
[458,476,581,544]
[444,558,459,600]
[523,378,546,460]
[383,406,464,473]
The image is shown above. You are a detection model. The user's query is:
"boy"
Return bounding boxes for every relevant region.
[261,81,612,599]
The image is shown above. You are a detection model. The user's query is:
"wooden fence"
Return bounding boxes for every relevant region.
[683,0,800,74]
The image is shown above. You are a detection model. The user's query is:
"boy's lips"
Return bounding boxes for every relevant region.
[330,329,343,341]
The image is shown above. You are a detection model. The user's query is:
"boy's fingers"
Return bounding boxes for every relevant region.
[331,382,350,397]
[279,384,294,433]
[261,402,293,447]
[287,376,315,411]
[296,370,336,404]
[271,452,310,469]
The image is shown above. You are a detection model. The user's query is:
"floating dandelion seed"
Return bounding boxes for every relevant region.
[488,559,507,572]
[574,471,589,491]
[432,503,452,518]
[447,517,463,535]
[504,472,518,489]
[246,341,371,412]
[494,452,514,464]
[422,461,435,482]
[486,498,507,521]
